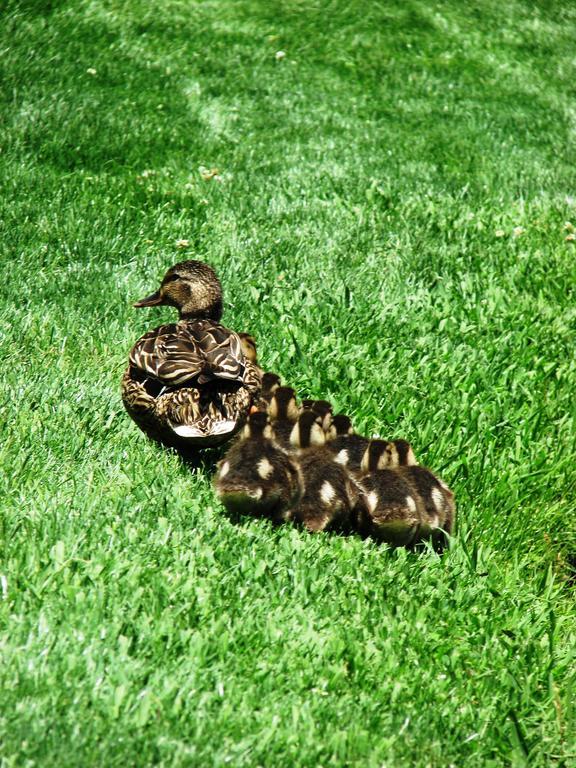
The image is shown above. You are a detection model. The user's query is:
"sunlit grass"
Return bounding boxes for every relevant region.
[1,1,575,765]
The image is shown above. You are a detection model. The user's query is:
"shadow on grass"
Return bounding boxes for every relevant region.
[175,446,224,474]
[219,502,451,554]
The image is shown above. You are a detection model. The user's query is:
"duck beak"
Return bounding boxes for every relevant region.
[133,289,164,308]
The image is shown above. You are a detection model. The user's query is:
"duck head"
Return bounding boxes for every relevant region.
[261,372,281,395]
[361,440,395,472]
[241,411,273,440]
[300,399,333,431]
[134,260,223,320]
[268,387,299,422]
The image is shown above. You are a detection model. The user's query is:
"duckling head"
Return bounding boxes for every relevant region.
[393,439,417,467]
[290,411,326,449]
[360,439,396,473]
[241,411,273,441]
[326,413,354,440]
[238,332,258,364]
[300,399,333,431]
[261,372,281,396]
[268,387,299,422]
[134,260,223,320]
[360,439,417,472]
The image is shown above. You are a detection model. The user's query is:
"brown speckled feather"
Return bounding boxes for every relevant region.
[122,260,262,449]
[129,319,246,386]
[122,319,261,448]
[122,360,261,448]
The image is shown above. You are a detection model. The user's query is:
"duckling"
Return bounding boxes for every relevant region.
[261,372,282,401]
[214,411,302,523]
[252,371,282,411]
[287,411,364,533]
[122,260,262,450]
[238,331,270,407]
[323,413,370,472]
[300,399,334,431]
[360,438,418,471]
[267,386,300,449]
[358,440,455,549]
[238,332,259,366]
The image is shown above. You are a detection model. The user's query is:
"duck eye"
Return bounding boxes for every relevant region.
[163,273,180,283]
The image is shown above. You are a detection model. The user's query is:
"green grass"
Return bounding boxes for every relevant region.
[1,0,576,765]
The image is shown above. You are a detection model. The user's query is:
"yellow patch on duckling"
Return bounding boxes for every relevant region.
[257,458,274,479]
[320,481,336,504]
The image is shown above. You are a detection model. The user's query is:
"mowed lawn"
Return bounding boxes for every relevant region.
[1,0,576,765]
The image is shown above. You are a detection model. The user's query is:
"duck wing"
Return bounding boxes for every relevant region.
[129,319,246,387]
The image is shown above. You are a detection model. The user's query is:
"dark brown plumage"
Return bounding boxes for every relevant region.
[267,386,300,450]
[122,260,261,449]
[357,440,455,549]
[214,412,302,522]
[129,319,246,387]
[287,411,364,533]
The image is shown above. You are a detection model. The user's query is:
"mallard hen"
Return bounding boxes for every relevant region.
[122,260,262,450]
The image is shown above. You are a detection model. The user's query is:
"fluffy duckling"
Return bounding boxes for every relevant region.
[323,413,370,472]
[267,386,300,449]
[238,332,259,365]
[261,372,282,401]
[287,411,364,533]
[252,371,282,411]
[358,439,455,549]
[360,438,418,471]
[300,399,334,431]
[214,411,302,523]
[122,260,262,449]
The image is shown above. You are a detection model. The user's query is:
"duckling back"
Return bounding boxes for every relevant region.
[357,439,455,549]
[356,469,418,545]
[290,450,364,533]
[287,411,363,533]
[214,412,302,523]
[323,413,370,472]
